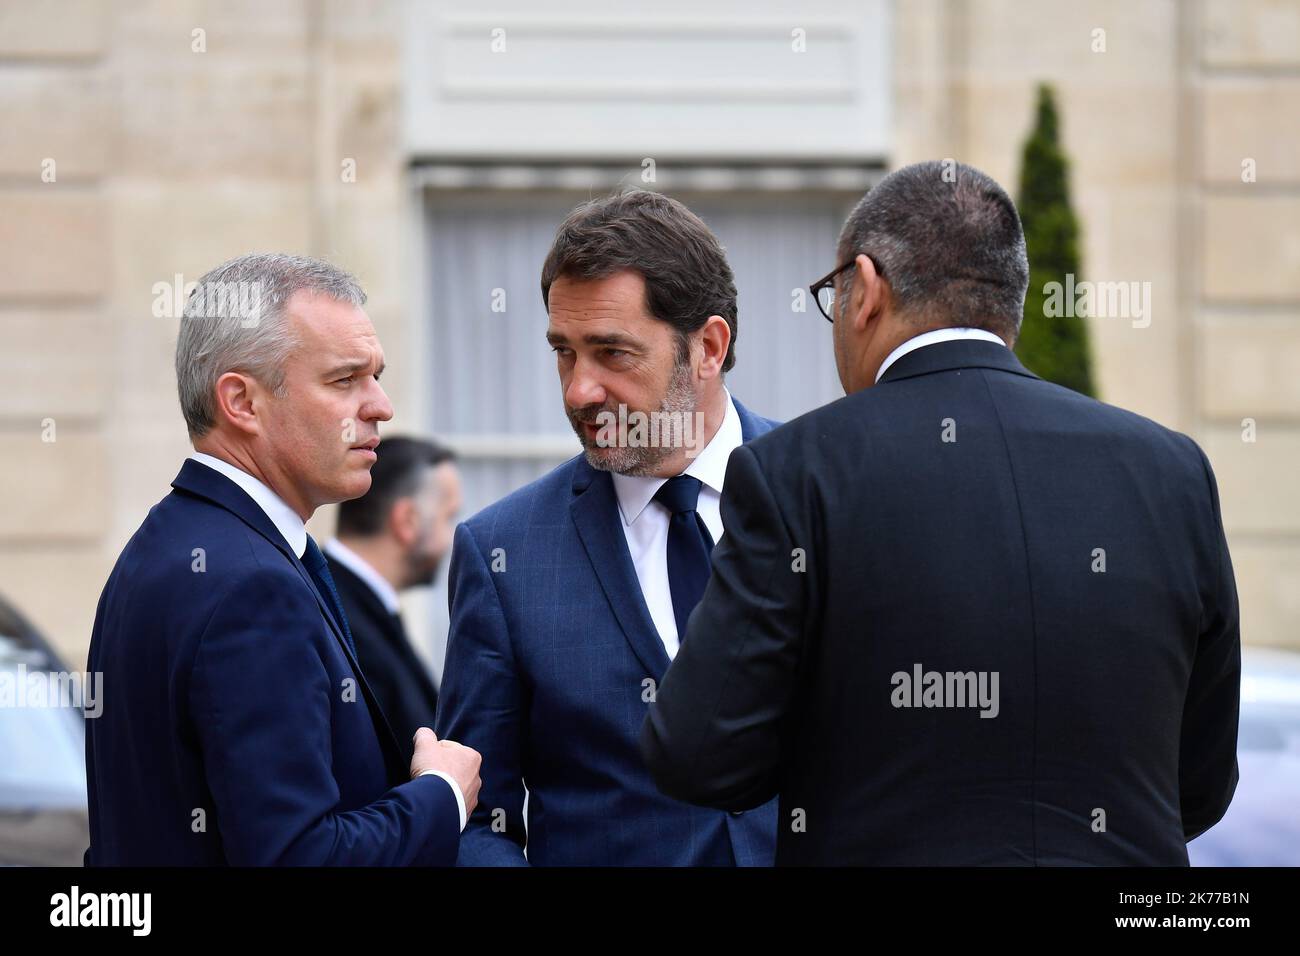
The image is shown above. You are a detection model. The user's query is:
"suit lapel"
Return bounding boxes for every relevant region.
[172,459,408,783]
[569,459,672,680]
[565,396,778,681]
[173,462,347,647]
[327,556,392,640]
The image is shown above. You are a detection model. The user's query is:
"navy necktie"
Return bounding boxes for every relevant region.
[302,536,358,660]
[653,475,715,644]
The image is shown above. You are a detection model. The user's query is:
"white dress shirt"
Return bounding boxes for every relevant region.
[187,452,467,831]
[190,452,307,558]
[323,537,402,615]
[611,388,743,659]
[876,327,1007,383]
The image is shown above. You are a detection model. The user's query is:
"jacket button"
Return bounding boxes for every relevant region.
[730,810,743,816]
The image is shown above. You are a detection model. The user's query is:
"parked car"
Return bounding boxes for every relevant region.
[1189,646,1300,865]
[0,593,89,865]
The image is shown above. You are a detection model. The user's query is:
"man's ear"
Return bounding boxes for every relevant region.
[388,497,418,547]
[849,253,888,333]
[213,371,261,437]
[695,315,731,380]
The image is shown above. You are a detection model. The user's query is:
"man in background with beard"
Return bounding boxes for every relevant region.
[327,437,462,764]
[436,190,780,865]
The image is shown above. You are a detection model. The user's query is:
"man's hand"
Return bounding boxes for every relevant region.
[411,727,481,816]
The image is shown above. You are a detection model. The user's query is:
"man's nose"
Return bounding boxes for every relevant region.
[363,379,394,422]
[565,361,606,410]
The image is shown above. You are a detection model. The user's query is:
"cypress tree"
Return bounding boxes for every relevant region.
[1015,84,1096,396]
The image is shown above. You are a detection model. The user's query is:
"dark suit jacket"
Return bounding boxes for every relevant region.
[84,458,461,865]
[642,340,1241,866]
[326,553,440,765]
[437,397,781,865]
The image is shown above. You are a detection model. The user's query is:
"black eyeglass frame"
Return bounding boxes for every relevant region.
[808,254,883,323]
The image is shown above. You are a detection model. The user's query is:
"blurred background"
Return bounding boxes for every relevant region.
[0,0,1296,864]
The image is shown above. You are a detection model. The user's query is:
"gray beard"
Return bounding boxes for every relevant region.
[570,361,697,477]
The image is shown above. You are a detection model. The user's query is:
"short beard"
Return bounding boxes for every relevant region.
[405,550,440,589]
[568,359,697,477]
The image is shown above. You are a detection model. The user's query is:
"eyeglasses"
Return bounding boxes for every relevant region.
[808,255,882,323]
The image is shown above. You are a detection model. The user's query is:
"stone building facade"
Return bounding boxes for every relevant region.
[0,0,1295,668]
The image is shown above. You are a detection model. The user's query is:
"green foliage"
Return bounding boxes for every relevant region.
[1015,84,1096,397]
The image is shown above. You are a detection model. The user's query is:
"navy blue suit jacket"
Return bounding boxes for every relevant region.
[437,397,780,865]
[84,459,461,865]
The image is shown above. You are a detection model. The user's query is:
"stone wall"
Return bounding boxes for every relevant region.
[0,0,1294,667]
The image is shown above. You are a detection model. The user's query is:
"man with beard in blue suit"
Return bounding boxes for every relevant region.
[437,191,779,865]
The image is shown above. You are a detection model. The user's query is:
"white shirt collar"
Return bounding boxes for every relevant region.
[188,452,308,558]
[612,387,743,526]
[323,538,402,615]
[875,327,1007,383]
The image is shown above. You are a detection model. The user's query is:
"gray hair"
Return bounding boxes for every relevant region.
[175,253,366,440]
[837,160,1029,340]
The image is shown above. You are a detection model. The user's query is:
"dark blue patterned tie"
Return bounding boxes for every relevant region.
[302,535,358,660]
[652,475,715,644]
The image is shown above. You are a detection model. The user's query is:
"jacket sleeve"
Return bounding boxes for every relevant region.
[641,442,810,812]
[189,566,461,865]
[1180,446,1242,841]
[436,522,531,866]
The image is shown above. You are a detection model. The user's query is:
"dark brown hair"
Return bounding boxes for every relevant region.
[540,190,738,373]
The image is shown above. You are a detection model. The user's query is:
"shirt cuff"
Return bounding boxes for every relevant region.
[419,769,468,832]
